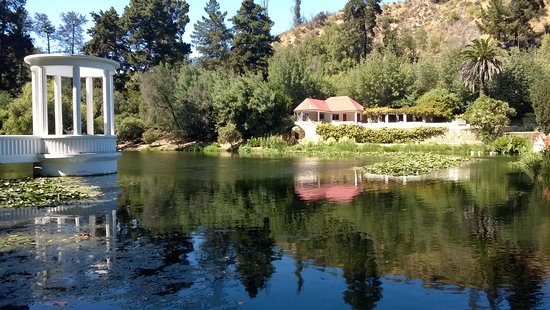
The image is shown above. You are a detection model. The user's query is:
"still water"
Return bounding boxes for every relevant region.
[1,152,550,309]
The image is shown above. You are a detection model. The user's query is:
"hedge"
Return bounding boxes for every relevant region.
[316,124,448,143]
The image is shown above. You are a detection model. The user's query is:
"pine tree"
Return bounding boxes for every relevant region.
[122,0,191,72]
[478,0,545,48]
[343,0,381,62]
[230,0,275,77]
[33,13,55,53]
[293,0,302,27]
[57,11,87,54]
[83,7,126,63]
[0,0,33,94]
[191,0,232,70]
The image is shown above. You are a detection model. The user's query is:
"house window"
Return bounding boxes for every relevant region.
[320,113,325,120]
[332,114,339,121]
[343,114,347,121]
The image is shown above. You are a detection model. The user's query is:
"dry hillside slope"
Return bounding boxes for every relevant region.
[279,0,550,50]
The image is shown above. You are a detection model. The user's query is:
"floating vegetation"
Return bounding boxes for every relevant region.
[0,178,100,208]
[358,152,469,176]
[0,233,35,251]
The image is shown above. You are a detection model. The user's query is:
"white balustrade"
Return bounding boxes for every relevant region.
[42,136,117,155]
[0,136,42,163]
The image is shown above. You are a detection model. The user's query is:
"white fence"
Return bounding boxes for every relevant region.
[0,135,42,163]
[0,135,117,164]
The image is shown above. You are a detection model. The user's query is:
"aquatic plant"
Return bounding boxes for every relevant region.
[359,153,468,176]
[0,178,99,208]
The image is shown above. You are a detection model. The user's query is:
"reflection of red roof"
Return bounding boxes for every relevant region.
[293,96,364,113]
[295,184,362,203]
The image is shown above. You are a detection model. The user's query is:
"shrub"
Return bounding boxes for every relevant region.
[247,136,289,150]
[463,95,516,142]
[490,136,531,154]
[218,123,242,145]
[411,88,462,119]
[316,124,447,143]
[531,73,550,134]
[116,115,145,142]
[142,128,164,144]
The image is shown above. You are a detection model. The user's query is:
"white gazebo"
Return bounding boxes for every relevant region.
[0,54,123,176]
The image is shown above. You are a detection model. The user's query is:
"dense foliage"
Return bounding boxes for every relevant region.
[191,0,232,70]
[463,95,516,142]
[316,124,447,143]
[490,135,531,154]
[2,1,550,145]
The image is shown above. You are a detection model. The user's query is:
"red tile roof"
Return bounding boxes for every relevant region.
[293,96,363,113]
[293,98,329,112]
[326,96,364,112]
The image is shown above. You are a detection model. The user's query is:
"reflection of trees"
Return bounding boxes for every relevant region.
[116,154,550,307]
[340,233,381,310]
[233,218,276,298]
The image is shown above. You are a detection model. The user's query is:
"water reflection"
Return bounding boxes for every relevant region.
[1,153,550,309]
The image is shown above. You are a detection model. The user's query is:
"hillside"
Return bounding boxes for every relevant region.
[279,0,550,51]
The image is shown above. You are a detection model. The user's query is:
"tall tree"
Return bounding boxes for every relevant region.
[33,13,55,53]
[508,0,545,47]
[191,0,232,70]
[0,0,33,94]
[293,0,302,27]
[343,0,381,61]
[57,11,87,54]
[83,8,126,63]
[230,0,275,78]
[83,7,129,90]
[459,38,505,96]
[122,0,191,72]
[477,0,512,44]
[478,0,545,48]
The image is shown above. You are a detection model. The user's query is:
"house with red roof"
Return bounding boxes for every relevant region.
[293,96,364,124]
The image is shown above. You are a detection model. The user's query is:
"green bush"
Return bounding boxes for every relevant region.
[411,88,462,119]
[116,115,145,142]
[316,124,447,143]
[491,136,531,154]
[218,123,242,145]
[142,128,164,144]
[463,95,516,142]
[247,136,289,150]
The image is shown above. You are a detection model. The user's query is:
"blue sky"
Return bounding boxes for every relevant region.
[26,0,398,53]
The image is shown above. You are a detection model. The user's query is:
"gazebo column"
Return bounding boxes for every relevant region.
[109,72,115,135]
[30,66,39,135]
[403,114,408,123]
[72,66,82,135]
[102,70,113,136]
[38,67,48,135]
[385,114,389,123]
[54,76,63,135]
[86,77,94,135]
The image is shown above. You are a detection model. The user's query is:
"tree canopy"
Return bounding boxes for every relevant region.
[122,0,191,72]
[191,0,232,70]
[0,0,33,94]
[459,38,505,96]
[57,11,87,54]
[229,0,275,78]
[343,0,381,61]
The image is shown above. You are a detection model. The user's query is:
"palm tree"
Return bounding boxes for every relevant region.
[459,38,506,96]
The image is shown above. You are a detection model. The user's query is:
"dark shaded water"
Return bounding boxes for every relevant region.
[1,152,550,309]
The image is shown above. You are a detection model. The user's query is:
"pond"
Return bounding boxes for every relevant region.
[1,152,550,309]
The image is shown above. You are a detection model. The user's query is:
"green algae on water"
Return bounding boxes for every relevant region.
[0,178,101,208]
